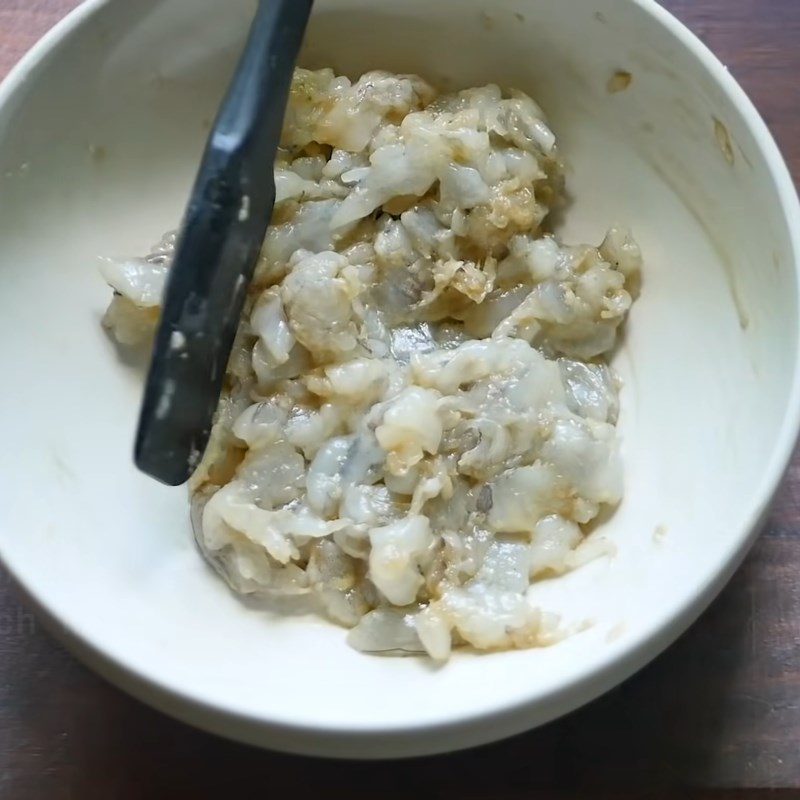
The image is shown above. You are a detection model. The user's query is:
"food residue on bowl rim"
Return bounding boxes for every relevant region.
[607,70,633,94]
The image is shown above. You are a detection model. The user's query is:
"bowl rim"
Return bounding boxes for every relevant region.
[1,0,799,758]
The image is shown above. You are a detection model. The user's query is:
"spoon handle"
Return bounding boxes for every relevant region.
[136,0,313,486]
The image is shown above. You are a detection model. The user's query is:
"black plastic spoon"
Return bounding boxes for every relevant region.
[135,0,313,486]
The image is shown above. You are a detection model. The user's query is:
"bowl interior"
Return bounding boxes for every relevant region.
[0,0,797,757]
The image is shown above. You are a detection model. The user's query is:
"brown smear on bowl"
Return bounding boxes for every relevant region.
[714,117,736,165]
[607,70,633,94]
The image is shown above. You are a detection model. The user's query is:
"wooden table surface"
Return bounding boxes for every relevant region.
[2,1,800,795]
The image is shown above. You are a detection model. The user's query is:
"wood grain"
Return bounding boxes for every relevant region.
[1,0,800,795]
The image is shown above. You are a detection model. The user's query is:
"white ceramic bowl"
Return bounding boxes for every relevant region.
[1,0,798,759]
